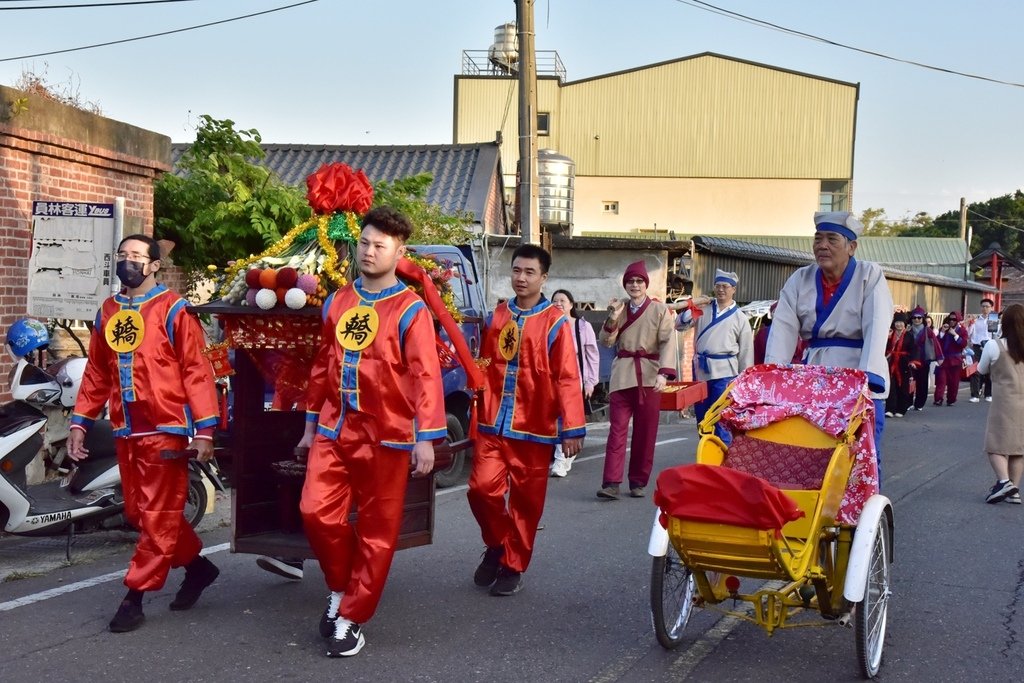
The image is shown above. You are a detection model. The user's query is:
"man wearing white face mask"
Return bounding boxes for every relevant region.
[68,233,221,633]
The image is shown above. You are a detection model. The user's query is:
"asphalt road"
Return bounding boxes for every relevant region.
[1,402,1022,682]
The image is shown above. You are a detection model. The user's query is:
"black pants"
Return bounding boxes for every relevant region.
[970,343,992,398]
[912,363,932,410]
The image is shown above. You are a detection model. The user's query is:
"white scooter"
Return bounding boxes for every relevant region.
[1,355,225,559]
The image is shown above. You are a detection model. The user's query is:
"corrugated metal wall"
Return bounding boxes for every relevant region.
[693,253,984,316]
[455,54,857,181]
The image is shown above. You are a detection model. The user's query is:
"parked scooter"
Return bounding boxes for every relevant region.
[1,319,226,559]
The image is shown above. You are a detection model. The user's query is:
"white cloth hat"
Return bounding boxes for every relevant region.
[714,269,738,286]
[814,211,863,241]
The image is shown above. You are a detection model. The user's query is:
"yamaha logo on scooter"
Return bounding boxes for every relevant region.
[28,511,72,525]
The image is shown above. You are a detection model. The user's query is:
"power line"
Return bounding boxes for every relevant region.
[0,1,201,9]
[673,0,1024,89]
[968,208,1024,234]
[0,0,318,62]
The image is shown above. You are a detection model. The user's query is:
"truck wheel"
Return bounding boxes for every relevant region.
[434,414,467,488]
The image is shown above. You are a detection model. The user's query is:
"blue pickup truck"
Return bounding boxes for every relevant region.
[408,244,487,487]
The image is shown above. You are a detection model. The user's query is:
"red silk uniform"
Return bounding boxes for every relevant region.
[72,284,219,591]
[468,297,586,573]
[301,279,445,624]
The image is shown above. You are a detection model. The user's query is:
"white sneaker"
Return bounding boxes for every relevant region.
[969,397,980,403]
[550,459,568,478]
[884,411,894,417]
[986,397,993,402]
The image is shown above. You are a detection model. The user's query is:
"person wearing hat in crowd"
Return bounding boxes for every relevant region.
[675,269,753,445]
[884,312,920,418]
[597,260,676,500]
[934,311,969,406]
[908,306,943,411]
[765,210,893,478]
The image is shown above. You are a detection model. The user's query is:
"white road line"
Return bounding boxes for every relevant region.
[0,542,230,612]
[2,432,688,608]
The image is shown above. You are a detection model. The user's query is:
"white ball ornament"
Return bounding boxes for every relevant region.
[255,288,278,310]
[284,287,307,310]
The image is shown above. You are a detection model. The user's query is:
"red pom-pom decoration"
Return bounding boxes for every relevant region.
[277,266,298,289]
[245,269,262,288]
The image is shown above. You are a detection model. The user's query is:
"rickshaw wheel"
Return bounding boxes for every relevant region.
[855,519,890,678]
[184,475,208,529]
[650,542,696,649]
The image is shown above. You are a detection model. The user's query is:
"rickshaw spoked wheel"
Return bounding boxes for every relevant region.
[650,542,696,649]
[855,518,890,678]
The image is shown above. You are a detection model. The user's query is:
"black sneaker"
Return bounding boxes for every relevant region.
[326,618,365,657]
[986,479,1018,504]
[169,555,219,610]
[109,599,145,633]
[473,546,504,587]
[489,566,523,596]
[319,592,342,638]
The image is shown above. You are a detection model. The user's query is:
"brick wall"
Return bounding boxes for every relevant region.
[0,85,170,399]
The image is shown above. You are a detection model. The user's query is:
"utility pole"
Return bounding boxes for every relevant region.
[959,196,967,241]
[516,0,540,244]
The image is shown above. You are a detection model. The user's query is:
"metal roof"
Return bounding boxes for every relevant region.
[693,235,996,293]
[721,234,970,279]
[169,141,503,222]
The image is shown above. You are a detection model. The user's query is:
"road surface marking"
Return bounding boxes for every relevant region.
[0,542,230,612]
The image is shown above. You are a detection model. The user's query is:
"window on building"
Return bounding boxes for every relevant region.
[537,112,550,136]
[819,181,850,212]
[602,201,619,215]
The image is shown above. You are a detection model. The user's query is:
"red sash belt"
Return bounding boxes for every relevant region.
[617,348,660,402]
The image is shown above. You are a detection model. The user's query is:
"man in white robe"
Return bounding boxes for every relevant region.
[765,211,893,475]
[675,269,754,444]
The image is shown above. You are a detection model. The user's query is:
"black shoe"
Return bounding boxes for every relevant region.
[986,479,1019,504]
[489,566,523,596]
[169,556,219,610]
[109,599,145,633]
[473,546,504,587]
[326,618,365,657]
[319,592,342,638]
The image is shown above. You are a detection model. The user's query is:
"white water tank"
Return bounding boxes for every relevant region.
[538,148,574,231]
[488,23,518,73]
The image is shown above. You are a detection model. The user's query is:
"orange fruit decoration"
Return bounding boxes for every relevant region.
[259,268,278,289]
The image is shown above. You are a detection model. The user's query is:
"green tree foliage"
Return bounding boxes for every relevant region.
[859,208,938,237]
[371,173,475,245]
[933,191,1024,257]
[154,115,311,274]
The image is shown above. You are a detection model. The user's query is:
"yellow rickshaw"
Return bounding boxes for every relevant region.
[647,364,893,679]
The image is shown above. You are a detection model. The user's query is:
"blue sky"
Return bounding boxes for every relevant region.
[2,0,1022,221]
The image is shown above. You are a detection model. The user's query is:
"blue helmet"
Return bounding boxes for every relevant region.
[6,318,50,358]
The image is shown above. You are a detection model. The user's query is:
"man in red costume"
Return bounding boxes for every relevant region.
[68,234,220,633]
[298,207,445,658]
[468,244,586,596]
